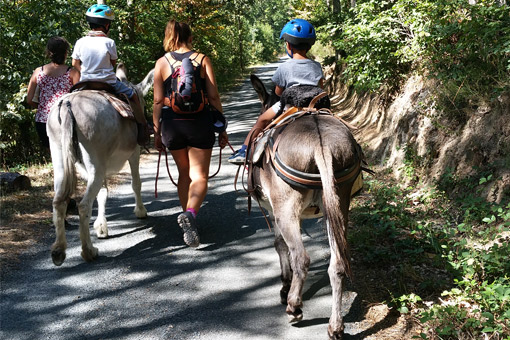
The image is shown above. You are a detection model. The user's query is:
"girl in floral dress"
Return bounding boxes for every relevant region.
[27,36,80,151]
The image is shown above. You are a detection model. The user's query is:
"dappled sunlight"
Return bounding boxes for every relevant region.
[1,60,405,340]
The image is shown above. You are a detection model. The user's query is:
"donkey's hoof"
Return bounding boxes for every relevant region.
[286,307,303,323]
[328,333,343,340]
[134,206,147,219]
[81,246,99,262]
[51,249,66,266]
[328,325,344,340]
[93,218,108,238]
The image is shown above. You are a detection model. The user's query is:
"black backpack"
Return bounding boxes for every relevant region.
[165,51,207,114]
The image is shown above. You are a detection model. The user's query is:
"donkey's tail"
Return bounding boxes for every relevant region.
[314,130,352,279]
[58,99,78,200]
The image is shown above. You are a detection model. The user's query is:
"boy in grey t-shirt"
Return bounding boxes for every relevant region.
[229,19,324,164]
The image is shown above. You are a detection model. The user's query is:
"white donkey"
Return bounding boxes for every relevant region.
[47,65,153,266]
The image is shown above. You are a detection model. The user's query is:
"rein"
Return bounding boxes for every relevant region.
[154,142,235,198]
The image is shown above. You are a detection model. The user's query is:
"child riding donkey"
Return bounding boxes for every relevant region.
[229,18,326,164]
[71,4,149,146]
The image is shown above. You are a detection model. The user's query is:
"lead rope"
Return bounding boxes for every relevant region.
[155,141,235,197]
[233,128,273,232]
[155,149,178,198]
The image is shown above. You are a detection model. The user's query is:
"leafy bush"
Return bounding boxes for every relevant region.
[421,0,510,105]
[329,0,510,106]
[351,174,509,339]
[331,0,429,92]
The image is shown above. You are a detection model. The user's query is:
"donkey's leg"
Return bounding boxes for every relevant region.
[78,174,104,262]
[274,223,292,305]
[51,199,68,266]
[327,224,346,339]
[51,191,70,266]
[128,147,147,218]
[273,203,310,322]
[93,183,108,238]
[50,150,69,266]
[326,189,351,340]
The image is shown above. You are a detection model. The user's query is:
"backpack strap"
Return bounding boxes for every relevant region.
[189,52,206,79]
[190,52,206,65]
[186,52,206,73]
[164,52,179,72]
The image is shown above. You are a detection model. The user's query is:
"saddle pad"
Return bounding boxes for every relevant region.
[96,91,135,120]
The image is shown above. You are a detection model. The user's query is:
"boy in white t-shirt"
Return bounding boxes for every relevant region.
[71,4,149,145]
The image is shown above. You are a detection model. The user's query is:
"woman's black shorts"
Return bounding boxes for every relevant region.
[160,107,215,150]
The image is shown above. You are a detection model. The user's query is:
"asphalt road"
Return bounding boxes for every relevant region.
[1,59,377,340]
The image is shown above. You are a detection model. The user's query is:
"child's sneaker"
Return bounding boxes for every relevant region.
[228,148,246,165]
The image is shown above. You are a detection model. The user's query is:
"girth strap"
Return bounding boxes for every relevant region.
[272,151,361,189]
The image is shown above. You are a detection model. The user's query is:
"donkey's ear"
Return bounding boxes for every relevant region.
[250,74,268,104]
[136,68,155,97]
[116,63,128,82]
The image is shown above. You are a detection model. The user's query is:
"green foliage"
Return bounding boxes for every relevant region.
[352,174,509,339]
[0,0,291,169]
[0,0,84,167]
[331,0,430,91]
[421,0,510,108]
[328,0,510,106]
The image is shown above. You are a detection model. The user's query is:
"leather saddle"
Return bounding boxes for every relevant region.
[69,81,134,120]
[70,81,118,97]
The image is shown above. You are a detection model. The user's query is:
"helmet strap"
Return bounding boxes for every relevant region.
[285,42,294,59]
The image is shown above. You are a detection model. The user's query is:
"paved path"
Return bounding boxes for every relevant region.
[1,60,378,340]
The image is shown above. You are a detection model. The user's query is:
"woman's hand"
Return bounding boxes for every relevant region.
[218,131,228,149]
[154,133,164,151]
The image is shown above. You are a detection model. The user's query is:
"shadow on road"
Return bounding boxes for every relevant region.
[1,60,404,340]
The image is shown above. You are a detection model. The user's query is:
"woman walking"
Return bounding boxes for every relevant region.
[152,20,228,247]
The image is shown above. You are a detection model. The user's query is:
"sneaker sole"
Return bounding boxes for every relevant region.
[177,213,200,248]
[228,157,245,165]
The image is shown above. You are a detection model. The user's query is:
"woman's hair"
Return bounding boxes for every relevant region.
[45,36,70,65]
[163,20,192,52]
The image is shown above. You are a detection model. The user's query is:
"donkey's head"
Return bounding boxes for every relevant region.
[250,74,280,114]
[116,63,155,110]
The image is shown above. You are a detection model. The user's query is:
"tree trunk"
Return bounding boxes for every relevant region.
[236,14,244,72]
[97,0,105,4]
[332,0,340,14]
[332,0,341,61]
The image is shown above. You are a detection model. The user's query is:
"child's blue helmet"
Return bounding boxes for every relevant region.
[279,19,316,48]
[86,4,115,26]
